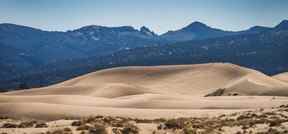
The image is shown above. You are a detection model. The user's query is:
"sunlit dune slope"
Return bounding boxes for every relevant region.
[273,72,288,83]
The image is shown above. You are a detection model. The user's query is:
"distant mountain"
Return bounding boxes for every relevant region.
[69,25,161,54]
[0,20,288,90]
[85,25,288,75]
[0,23,162,83]
[0,23,161,60]
[160,21,235,42]
[160,21,278,42]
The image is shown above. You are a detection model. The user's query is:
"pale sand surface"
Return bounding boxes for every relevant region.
[273,72,288,83]
[1,63,288,121]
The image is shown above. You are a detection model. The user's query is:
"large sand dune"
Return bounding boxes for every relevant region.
[1,63,288,120]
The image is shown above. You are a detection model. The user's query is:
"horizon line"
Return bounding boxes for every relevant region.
[1,19,287,34]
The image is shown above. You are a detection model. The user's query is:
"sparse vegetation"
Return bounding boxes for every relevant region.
[1,123,18,128]
[154,106,288,134]
[0,120,48,129]
[2,105,288,134]
[71,116,138,134]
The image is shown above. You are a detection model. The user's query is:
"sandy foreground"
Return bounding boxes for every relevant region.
[1,63,288,133]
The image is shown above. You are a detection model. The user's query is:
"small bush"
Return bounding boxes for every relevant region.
[269,120,281,127]
[71,121,82,126]
[76,125,92,131]
[0,116,9,120]
[164,119,185,129]
[1,123,18,128]
[121,126,139,134]
[89,125,107,134]
[35,122,48,128]
[18,121,36,128]
[183,127,196,134]
[63,127,72,132]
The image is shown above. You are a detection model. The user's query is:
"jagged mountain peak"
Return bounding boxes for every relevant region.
[140,26,150,32]
[140,26,157,36]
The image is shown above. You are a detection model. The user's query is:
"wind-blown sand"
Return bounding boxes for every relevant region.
[1,63,288,121]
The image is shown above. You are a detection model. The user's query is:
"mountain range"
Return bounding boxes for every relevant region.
[0,20,288,90]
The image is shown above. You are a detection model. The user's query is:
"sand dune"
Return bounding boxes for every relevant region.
[273,72,288,83]
[1,63,288,120]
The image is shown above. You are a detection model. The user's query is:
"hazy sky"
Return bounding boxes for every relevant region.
[0,0,288,34]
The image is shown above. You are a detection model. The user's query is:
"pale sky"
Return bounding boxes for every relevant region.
[0,0,288,34]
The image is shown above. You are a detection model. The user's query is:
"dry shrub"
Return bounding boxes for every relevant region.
[1,123,18,128]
